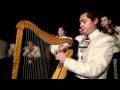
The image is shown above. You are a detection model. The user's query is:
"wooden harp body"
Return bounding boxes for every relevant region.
[12,20,73,79]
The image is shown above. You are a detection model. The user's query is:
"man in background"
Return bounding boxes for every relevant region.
[0,39,11,79]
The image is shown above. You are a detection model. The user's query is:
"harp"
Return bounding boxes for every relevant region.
[12,20,73,79]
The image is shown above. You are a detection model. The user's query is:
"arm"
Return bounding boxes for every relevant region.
[8,44,15,56]
[50,37,73,55]
[57,36,115,78]
[49,45,59,55]
[115,26,120,47]
[115,35,120,48]
[22,47,29,56]
[8,47,13,56]
[31,46,41,58]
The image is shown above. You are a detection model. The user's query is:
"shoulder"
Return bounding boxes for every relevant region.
[90,32,115,49]
[74,35,82,41]
[34,46,40,49]
[100,32,114,39]
[10,43,15,47]
[115,26,120,29]
[64,36,73,40]
[75,35,82,38]
[23,46,28,50]
[98,32,115,42]
[115,26,120,32]
[0,39,8,45]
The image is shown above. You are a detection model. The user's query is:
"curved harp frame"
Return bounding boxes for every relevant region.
[12,20,73,79]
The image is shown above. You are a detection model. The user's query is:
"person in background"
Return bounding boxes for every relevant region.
[22,40,41,63]
[50,27,73,55]
[0,39,11,79]
[101,15,120,79]
[46,27,73,79]
[8,43,15,57]
[7,43,15,79]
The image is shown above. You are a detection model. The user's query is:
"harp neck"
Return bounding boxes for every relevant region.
[16,20,73,46]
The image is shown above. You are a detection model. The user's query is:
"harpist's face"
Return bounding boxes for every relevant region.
[79,12,98,35]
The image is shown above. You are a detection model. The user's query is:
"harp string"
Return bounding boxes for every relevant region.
[22,28,37,79]
[34,28,42,79]
[20,27,50,79]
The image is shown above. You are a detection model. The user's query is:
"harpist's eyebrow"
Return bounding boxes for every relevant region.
[81,19,86,22]
[80,19,86,23]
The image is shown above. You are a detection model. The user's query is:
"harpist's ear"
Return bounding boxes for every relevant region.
[108,19,111,24]
[64,30,67,35]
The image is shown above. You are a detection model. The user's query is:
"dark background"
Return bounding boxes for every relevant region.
[0,0,120,43]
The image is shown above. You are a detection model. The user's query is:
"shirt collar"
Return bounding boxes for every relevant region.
[59,35,66,38]
[88,29,100,41]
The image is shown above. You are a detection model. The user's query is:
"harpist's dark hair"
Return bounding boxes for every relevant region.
[80,10,100,21]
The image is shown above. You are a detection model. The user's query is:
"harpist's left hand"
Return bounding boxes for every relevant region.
[55,52,67,63]
[56,45,68,53]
